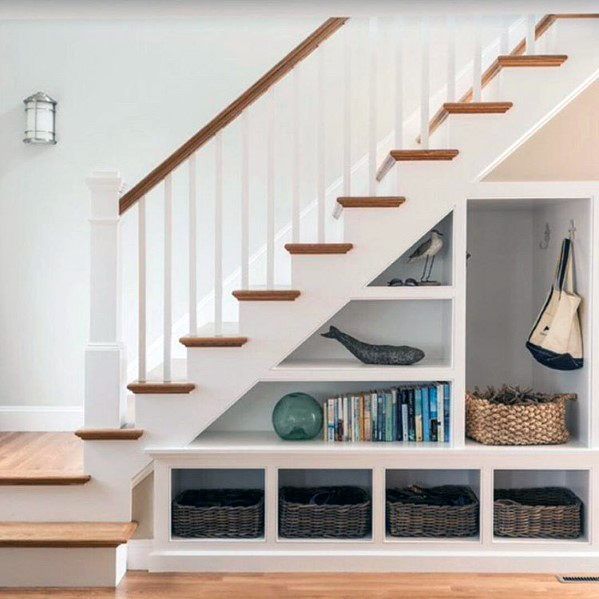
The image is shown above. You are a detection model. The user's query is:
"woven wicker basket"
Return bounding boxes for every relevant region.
[466,393,572,445]
[172,489,264,538]
[494,487,582,539]
[386,485,479,538]
[279,486,371,538]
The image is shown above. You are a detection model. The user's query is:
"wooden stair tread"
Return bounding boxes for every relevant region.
[337,197,405,208]
[127,382,196,394]
[0,521,137,548]
[497,54,568,67]
[0,473,91,486]
[232,290,301,301]
[376,149,459,181]
[74,428,144,441]
[180,336,248,348]
[443,102,513,114]
[284,243,353,255]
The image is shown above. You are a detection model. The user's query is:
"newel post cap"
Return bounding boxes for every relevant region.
[87,170,124,220]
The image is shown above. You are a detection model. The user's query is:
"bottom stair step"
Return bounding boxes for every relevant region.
[284,243,353,254]
[180,336,249,347]
[337,197,406,208]
[0,521,138,548]
[233,289,301,301]
[74,428,144,440]
[127,381,196,394]
[0,473,91,486]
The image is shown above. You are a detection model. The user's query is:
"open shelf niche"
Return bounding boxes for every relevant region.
[197,380,454,449]
[279,299,452,370]
[493,469,589,543]
[466,198,591,447]
[369,212,453,287]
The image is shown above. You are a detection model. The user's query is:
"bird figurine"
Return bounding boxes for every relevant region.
[321,326,425,366]
[407,229,444,284]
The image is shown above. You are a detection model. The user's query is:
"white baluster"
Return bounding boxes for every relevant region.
[368,17,378,194]
[343,24,352,197]
[472,18,482,102]
[526,15,536,55]
[214,133,223,335]
[446,16,456,103]
[266,88,275,288]
[188,154,197,336]
[291,68,300,242]
[138,195,147,382]
[420,18,430,149]
[394,18,404,193]
[241,111,250,289]
[316,46,326,242]
[163,174,173,382]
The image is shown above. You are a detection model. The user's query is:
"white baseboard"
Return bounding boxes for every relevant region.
[127,539,152,571]
[0,405,83,431]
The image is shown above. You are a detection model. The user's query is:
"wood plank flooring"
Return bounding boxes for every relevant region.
[1,572,599,598]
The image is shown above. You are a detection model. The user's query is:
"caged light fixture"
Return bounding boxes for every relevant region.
[23,92,57,145]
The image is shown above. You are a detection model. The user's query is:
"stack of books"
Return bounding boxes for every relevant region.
[323,383,450,443]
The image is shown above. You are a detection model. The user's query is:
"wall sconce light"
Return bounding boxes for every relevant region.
[23,92,57,145]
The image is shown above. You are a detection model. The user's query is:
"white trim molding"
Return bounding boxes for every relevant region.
[0,405,83,432]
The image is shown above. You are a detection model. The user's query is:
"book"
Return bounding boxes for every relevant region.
[364,394,372,441]
[415,387,423,442]
[401,390,409,442]
[429,385,438,442]
[437,384,445,443]
[391,388,398,441]
[408,389,416,442]
[443,383,451,443]
[371,392,378,441]
[422,386,430,442]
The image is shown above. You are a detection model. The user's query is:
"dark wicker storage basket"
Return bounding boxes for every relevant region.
[466,392,572,445]
[279,486,371,538]
[494,487,582,539]
[172,489,264,538]
[386,485,479,537]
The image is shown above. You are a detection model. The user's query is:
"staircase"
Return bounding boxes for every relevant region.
[1,12,598,587]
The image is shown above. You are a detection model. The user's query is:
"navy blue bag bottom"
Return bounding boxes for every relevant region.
[526,341,583,371]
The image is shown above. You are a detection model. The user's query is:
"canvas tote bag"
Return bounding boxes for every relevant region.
[526,238,583,370]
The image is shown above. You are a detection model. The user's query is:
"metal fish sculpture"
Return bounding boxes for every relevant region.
[320,326,425,366]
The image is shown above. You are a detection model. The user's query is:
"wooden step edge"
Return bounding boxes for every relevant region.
[74,428,144,441]
[232,289,301,301]
[337,197,406,208]
[284,243,353,255]
[0,521,138,548]
[497,54,568,67]
[443,101,513,114]
[377,150,459,181]
[126,381,196,394]
[0,474,91,486]
[179,336,248,348]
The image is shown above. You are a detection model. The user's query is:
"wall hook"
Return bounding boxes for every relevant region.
[568,219,576,241]
[539,223,550,250]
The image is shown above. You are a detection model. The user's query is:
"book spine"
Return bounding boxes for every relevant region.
[401,392,409,441]
[386,392,392,442]
[365,395,371,441]
[429,386,438,442]
[444,383,451,443]
[337,396,343,442]
[323,401,327,441]
[437,383,445,443]
[328,398,335,442]
[408,389,415,442]
[391,388,398,442]
[415,387,423,442]
[422,386,430,442]
[379,393,385,442]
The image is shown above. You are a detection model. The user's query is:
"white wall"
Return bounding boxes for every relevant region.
[0,16,321,410]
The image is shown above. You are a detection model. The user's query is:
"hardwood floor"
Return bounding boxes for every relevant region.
[1,572,599,598]
[0,432,83,475]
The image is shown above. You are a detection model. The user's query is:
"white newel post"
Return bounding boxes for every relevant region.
[85,170,127,429]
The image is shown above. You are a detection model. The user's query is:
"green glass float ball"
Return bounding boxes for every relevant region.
[272,392,323,441]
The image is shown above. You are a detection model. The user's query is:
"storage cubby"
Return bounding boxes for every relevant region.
[199,380,453,447]
[385,469,480,540]
[280,300,452,369]
[278,469,372,540]
[493,469,588,542]
[171,469,265,540]
[369,213,453,287]
[467,198,591,446]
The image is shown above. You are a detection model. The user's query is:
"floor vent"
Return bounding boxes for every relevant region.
[557,575,599,583]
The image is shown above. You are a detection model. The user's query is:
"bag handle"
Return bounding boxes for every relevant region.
[552,239,568,289]
[557,238,575,293]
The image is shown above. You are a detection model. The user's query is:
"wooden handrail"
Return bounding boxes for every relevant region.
[119,17,348,215]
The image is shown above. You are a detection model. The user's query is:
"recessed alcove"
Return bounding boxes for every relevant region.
[279,300,453,369]
[466,198,591,447]
[369,212,453,287]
